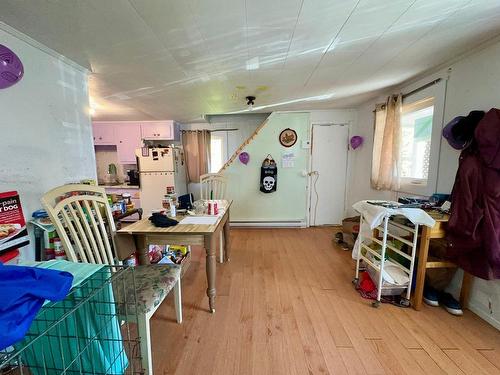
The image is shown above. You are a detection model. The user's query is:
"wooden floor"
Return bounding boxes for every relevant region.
[151,227,500,375]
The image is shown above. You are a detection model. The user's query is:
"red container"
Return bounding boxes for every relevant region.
[207,202,219,215]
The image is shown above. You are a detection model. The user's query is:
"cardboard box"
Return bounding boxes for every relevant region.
[342,216,360,249]
[0,191,29,253]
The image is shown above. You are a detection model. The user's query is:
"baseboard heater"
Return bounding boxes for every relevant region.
[230,220,306,228]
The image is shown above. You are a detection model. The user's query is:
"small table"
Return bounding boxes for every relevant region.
[117,200,232,313]
[413,210,472,310]
[113,208,143,230]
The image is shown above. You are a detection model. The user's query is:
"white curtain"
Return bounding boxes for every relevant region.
[371,94,402,191]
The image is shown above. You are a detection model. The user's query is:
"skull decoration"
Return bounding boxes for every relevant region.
[263,176,275,191]
[260,155,277,193]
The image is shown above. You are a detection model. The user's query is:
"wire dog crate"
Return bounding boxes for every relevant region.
[1,266,144,375]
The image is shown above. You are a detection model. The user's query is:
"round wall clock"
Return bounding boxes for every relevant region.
[279,128,297,147]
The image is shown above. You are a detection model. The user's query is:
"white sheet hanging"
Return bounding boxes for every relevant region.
[353,200,435,229]
[351,200,435,259]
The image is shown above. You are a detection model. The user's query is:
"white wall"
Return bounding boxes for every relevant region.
[0,25,96,260]
[212,110,358,225]
[180,113,269,199]
[223,112,310,224]
[347,39,500,329]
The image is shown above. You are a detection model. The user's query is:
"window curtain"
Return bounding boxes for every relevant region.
[371,94,402,191]
[181,130,211,183]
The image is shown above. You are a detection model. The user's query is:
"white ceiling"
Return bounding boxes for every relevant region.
[1,0,500,121]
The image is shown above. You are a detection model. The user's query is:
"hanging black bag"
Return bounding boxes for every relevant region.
[260,155,277,193]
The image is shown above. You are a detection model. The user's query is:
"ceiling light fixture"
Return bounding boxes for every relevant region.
[246,95,256,110]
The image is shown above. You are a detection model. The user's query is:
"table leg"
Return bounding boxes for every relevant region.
[205,234,217,313]
[223,212,231,262]
[413,226,431,310]
[135,235,150,265]
[459,271,473,309]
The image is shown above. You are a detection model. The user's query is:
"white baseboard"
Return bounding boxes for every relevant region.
[230,220,306,228]
[468,301,500,331]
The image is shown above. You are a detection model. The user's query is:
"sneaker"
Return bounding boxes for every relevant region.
[423,286,440,307]
[439,292,463,316]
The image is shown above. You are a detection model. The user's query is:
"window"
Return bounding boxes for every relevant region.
[397,80,445,196]
[400,97,434,185]
[210,135,226,173]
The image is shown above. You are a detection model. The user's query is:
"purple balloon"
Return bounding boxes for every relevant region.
[0,44,24,89]
[239,152,250,165]
[350,136,363,150]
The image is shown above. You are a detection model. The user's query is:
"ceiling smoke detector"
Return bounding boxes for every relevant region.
[246,95,256,110]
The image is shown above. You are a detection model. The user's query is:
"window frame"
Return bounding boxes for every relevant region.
[397,80,445,196]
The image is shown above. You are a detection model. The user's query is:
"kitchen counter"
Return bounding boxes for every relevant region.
[100,184,140,189]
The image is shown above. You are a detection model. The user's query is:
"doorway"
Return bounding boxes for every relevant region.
[309,123,349,226]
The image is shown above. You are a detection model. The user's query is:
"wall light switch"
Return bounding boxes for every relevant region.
[302,140,311,149]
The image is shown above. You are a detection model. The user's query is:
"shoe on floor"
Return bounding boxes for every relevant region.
[439,292,463,316]
[423,286,440,307]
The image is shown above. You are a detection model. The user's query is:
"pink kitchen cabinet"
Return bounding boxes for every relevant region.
[116,123,142,164]
[92,122,116,145]
[141,121,173,139]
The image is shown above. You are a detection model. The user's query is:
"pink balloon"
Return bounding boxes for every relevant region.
[239,152,250,165]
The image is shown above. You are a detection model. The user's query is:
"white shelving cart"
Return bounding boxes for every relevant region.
[353,214,419,308]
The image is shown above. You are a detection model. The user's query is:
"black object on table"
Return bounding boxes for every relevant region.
[113,208,143,230]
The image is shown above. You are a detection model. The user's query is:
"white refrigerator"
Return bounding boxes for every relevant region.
[136,147,187,216]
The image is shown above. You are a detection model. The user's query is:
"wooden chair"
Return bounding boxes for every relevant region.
[200,173,227,262]
[200,173,227,200]
[41,184,181,375]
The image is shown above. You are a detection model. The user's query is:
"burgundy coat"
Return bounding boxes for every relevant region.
[447,108,500,280]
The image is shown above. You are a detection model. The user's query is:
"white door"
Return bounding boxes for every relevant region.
[310,124,349,226]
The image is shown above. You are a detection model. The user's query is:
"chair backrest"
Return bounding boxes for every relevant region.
[200,173,227,200]
[41,184,117,265]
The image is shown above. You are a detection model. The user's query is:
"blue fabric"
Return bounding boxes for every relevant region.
[17,263,129,374]
[0,263,73,350]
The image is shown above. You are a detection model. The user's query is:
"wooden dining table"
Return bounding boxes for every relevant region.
[117,200,232,313]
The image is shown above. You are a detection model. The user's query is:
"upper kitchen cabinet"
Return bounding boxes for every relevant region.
[115,123,142,164]
[141,121,178,140]
[92,122,115,145]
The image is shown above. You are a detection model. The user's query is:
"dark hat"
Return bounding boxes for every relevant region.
[442,110,485,150]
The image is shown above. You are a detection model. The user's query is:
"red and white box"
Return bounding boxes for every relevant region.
[0,191,29,254]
